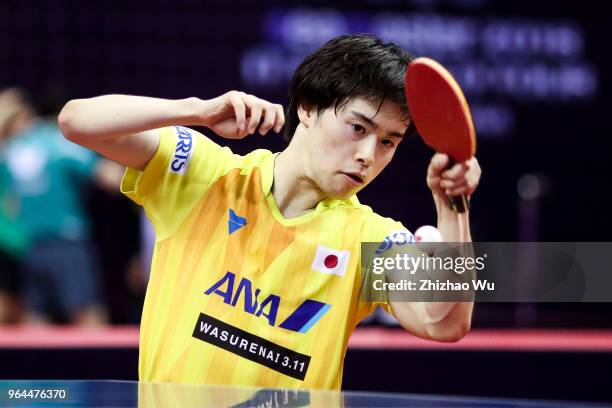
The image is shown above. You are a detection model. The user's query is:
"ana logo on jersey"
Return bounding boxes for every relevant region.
[311,245,350,277]
[375,230,415,254]
[204,271,331,333]
[228,208,247,235]
[169,126,195,175]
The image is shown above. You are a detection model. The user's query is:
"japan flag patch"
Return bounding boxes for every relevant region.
[311,245,350,277]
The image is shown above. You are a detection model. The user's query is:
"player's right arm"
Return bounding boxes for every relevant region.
[58,91,285,170]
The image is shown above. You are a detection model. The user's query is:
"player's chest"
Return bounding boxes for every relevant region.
[187,202,362,324]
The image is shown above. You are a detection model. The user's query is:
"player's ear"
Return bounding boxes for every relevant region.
[297,104,316,128]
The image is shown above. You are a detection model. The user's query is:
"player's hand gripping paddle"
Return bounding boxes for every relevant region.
[404,58,476,213]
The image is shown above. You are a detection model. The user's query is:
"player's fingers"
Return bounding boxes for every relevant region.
[227,91,247,132]
[246,96,263,134]
[273,104,285,134]
[465,172,480,192]
[426,175,444,194]
[442,162,469,181]
[445,185,470,197]
[259,103,277,135]
[429,153,449,174]
[440,178,467,190]
[467,157,482,185]
[428,154,449,180]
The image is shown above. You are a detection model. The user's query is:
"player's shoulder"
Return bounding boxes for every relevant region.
[346,202,415,251]
[163,126,274,175]
[239,148,275,174]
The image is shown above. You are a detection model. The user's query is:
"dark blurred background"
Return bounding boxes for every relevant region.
[0,0,610,327]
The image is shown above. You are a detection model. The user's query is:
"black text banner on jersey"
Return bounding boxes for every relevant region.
[192,313,311,380]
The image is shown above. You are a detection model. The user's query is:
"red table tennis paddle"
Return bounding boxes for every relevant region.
[404,57,476,213]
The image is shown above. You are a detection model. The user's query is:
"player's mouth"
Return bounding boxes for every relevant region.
[341,172,365,187]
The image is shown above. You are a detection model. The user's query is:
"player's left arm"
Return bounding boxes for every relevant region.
[92,159,125,193]
[389,153,481,342]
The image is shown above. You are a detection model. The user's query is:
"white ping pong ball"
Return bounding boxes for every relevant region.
[414,225,442,254]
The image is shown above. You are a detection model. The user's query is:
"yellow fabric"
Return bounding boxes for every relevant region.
[121,126,409,390]
[137,382,343,408]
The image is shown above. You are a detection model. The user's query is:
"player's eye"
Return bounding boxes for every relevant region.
[351,124,366,135]
[381,139,396,148]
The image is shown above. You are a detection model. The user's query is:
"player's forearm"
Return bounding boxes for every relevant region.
[413,278,474,341]
[390,300,472,342]
[435,195,472,242]
[420,196,474,339]
[389,262,474,342]
[58,95,202,141]
[421,301,473,341]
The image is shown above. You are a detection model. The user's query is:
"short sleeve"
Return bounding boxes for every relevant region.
[121,126,236,240]
[353,212,416,324]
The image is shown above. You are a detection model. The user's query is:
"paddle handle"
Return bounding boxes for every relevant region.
[447,157,470,213]
[449,194,469,213]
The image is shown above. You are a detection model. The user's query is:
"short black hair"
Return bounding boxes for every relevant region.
[284,34,415,142]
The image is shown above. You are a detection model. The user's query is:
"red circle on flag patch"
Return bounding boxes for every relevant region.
[324,255,338,269]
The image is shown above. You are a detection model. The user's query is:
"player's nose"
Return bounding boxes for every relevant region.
[355,135,377,167]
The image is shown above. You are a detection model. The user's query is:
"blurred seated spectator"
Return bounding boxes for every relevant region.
[0,150,27,324]
[0,88,122,326]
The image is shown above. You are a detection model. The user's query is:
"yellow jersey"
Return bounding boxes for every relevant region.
[121,126,413,390]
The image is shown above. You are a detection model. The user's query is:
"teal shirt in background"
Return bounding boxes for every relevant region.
[0,163,27,257]
[0,120,99,242]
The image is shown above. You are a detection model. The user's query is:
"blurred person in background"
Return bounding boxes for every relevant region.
[0,88,122,326]
[0,95,28,323]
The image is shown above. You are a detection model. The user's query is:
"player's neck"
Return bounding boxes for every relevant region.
[271,148,326,219]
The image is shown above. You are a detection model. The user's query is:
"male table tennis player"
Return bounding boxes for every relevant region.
[59,34,481,389]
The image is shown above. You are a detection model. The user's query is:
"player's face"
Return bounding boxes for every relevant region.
[302,97,409,199]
